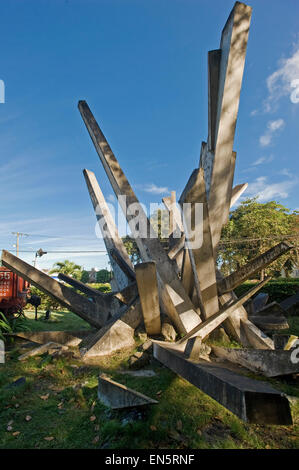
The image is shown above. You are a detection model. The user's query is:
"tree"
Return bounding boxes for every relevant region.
[49,260,82,279]
[80,270,90,284]
[218,198,298,279]
[96,269,111,283]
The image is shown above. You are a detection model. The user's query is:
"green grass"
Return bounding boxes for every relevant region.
[22,309,92,332]
[0,310,298,449]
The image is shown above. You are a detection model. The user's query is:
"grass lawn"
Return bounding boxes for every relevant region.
[0,310,299,449]
[22,309,92,332]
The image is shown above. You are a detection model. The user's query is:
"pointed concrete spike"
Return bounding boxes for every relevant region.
[98,374,158,409]
[207,2,252,250]
[179,168,219,319]
[208,50,221,152]
[78,100,201,335]
[218,242,293,295]
[83,169,134,290]
[135,262,161,335]
[1,250,107,328]
[230,183,248,208]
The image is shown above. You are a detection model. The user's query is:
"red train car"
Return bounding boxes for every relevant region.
[0,266,30,317]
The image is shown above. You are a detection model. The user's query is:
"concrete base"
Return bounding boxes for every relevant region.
[212,346,299,377]
[18,342,67,361]
[250,302,289,331]
[80,320,135,358]
[153,342,292,425]
[98,374,158,409]
[10,330,92,347]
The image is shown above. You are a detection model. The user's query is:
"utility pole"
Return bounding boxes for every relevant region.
[11,232,29,256]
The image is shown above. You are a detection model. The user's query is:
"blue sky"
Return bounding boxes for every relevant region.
[0,0,298,270]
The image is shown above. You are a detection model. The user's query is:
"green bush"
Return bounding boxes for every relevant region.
[87,283,111,293]
[234,279,299,304]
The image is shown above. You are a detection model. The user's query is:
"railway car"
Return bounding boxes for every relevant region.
[0,266,30,317]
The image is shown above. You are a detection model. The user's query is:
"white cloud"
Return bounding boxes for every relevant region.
[264,44,299,112]
[246,175,297,202]
[259,119,284,147]
[143,183,169,194]
[252,155,274,166]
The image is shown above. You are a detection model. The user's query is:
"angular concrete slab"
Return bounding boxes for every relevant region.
[135,262,161,335]
[240,319,274,350]
[78,100,201,335]
[218,242,293,295]
[212,346,299,377]
[80,298,142,358]
[250,301,289,331]
[10,330,92,347]
[18,342,67,361]
[184,337,211,361]
[252,292,269,313]
[179,168,219,319]
[207,2,252,251]
[153,341,292,424]
[177,277,271,344]
[84,169,134,291]
[98,374,158,409]
[230,183,248,208]
[1,250,107,329]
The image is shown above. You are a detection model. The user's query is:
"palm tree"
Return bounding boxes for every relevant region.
[49,260,83,280]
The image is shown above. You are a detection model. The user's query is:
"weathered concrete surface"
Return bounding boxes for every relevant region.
[9,330,92,347]
[80,298,143,358]
[230,183,248,208]
[1,250,107,329]
[217,242,293,295]
[179,168,219,319]
[110,247,136,282]
[80,320,135,358]
[208,50,221,152]
[135,262,161,335]
[280,291,299,312]
[18,342,67,361]
[252,292,269,313]
[78,100,201,335]
[206,2,252,252]
[59,272,104,298]
[212,346,299,377]
[98,374,158,409]
[113,283,138,305]
[153,341,292,424]
[250,302,289,331]
[84,169,134,291]
[177,277,271,344]
[184,337,211,361]
[240,319,274,350]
